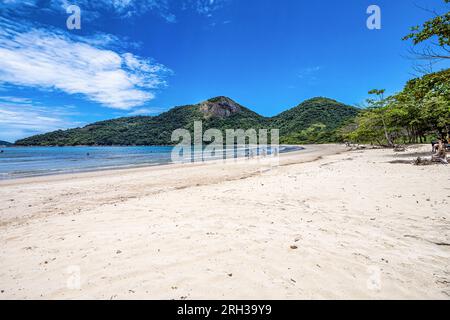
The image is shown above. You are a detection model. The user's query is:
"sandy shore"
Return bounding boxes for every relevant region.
[0,144,449,299]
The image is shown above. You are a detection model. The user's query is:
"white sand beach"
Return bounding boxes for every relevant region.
[0,144,449,299]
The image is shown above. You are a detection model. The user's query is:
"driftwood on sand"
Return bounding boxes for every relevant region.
[393,145,406,152]
[414,156,448,166]
[345,143,384,151]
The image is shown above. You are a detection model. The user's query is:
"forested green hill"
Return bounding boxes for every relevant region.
[15,96,359,146]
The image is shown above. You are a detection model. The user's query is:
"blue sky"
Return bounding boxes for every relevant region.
[0,0,449,142]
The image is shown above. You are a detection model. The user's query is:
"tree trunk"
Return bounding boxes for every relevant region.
[380,114,393,147]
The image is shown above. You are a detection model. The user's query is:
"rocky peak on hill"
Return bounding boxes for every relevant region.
[199,96,242,119]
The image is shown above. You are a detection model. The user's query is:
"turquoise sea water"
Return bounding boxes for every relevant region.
[0,146,301,179]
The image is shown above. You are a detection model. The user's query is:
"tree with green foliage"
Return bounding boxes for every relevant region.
[344,68,450,146]
[366,89,395,146]
[344,89,399,147]
[403,0,450,61]
[395,69,450,141]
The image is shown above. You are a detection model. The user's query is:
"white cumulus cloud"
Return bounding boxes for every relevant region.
[0,18,171,110]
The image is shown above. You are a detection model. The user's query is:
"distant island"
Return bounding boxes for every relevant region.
[15,97,359,146]
[0,140,13,147]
